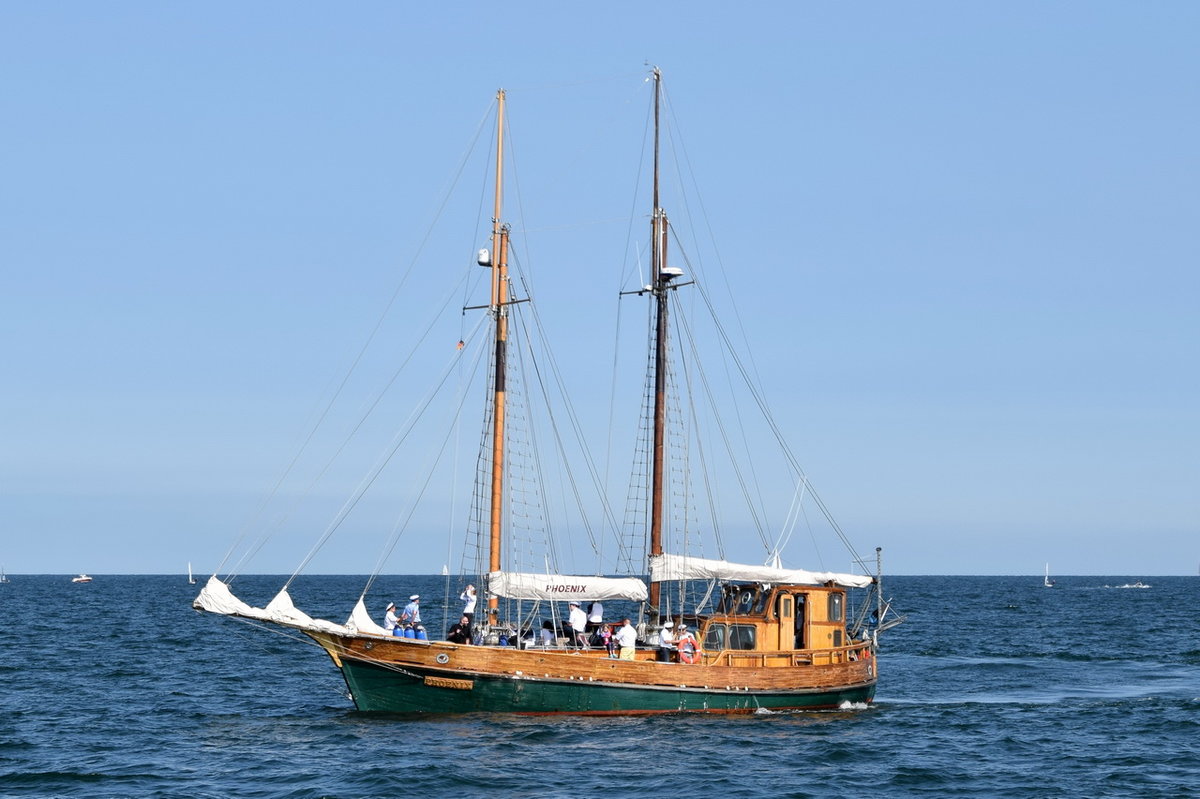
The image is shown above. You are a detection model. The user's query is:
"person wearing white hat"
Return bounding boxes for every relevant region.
[402,595,422,626]
[567,602,588,648]
[676,623,701,664]
[658,620,676,662]
[383,602,402,635]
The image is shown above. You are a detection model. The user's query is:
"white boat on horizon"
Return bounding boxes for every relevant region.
[1043,563,1055,588]
[72,574,93,583]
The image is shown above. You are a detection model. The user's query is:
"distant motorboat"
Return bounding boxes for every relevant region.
[72,574,93,583]
[1043,563,1055,588]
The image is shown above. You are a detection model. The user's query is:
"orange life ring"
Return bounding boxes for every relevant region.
[678,644,700,664]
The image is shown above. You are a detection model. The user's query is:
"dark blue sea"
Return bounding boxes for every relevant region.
[1,575,1197,798]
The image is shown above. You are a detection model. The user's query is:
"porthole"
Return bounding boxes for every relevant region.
[435,653,450,664]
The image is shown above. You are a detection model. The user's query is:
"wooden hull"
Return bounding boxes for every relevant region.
[307,631,877,715]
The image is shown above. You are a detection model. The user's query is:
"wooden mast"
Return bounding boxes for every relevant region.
[648,68,668,615]
[488,89,509,618]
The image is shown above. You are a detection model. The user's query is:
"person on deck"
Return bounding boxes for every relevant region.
[598,624,615,658]
[567,602,589,648]
[540,619,557,646]
[447,615,472,645]
[401,594,426,638]
[384,602,402,635]
[676,623,700,664]
[615,618,637,660]
[460,585,477,624]
[658,620,676,662]
[586,600,604,631]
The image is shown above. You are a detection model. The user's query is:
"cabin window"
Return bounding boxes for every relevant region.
[728,624,756,651]
[828,592,843,622]
[704,624,726,651]
[779,595,793,619]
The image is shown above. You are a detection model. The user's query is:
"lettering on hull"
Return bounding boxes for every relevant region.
[424,676,474,691]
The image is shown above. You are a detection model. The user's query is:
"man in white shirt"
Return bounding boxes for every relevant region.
[614,618,638,660]
[659,620,676,662]
[383,602,401,635]
[568,602,588,648]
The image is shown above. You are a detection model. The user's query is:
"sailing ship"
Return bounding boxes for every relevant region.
[194,71,898,714]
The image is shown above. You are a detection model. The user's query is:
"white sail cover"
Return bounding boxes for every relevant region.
[649,553,873,588]
[347,597,389,636]
[193,575,270,618]
[487,571,648,602]
[192,575,349,634]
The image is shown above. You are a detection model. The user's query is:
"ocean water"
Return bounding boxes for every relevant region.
[1,574,1197,798]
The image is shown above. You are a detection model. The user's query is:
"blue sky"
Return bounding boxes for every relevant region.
[2,3,1196,576]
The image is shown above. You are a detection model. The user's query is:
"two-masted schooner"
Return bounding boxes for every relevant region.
[195,70,896,714]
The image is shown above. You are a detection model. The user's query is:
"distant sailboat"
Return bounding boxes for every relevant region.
[0,567,9,584]
[1043,564,1055,588]
[441,564,449,576]
[188,562,196,585]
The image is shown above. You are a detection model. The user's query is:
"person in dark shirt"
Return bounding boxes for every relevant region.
[447,615,473,644]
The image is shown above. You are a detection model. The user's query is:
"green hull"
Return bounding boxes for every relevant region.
[337,658,876,715]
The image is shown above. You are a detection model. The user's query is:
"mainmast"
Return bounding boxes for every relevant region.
[647,67,681,616]
[487,89,509,618]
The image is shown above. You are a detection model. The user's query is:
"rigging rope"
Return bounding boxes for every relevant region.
[219,97,498,582]
[284,312,489,592]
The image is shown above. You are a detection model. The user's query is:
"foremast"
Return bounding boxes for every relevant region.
[487,88,510,619]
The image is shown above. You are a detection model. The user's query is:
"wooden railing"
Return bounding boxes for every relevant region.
[701,642,872,668]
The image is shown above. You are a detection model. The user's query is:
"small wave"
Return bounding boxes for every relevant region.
[838,701,870,711]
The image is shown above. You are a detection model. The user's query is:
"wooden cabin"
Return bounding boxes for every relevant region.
[690,582,862,667]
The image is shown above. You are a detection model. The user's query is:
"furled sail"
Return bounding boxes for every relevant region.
[348,597,389,636]
[192,575,349,633]
[487,571,648,602]
[649,553,873,588]
[193,575,270,618]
